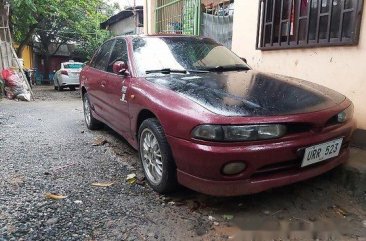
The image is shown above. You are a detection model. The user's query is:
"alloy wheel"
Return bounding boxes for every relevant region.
[140,129,163,185]
[83,96,91,126]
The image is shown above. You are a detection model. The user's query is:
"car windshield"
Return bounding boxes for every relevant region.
[132,37,249,76]
[64,63,83,69]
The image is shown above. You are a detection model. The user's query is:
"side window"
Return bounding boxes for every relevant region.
[106,39,128,73]
[93,40,114,71]
[88,47,101,67]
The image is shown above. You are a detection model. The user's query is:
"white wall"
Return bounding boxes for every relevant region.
[232,1,366,130]
[110,16,137,35]
[144,0,157,34]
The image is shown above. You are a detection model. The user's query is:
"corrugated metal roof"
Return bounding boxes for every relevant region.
[100,6,143,29]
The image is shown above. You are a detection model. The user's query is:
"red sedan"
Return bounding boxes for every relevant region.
[80,35,355,196]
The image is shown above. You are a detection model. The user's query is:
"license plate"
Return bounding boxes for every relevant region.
[301,138,343,167]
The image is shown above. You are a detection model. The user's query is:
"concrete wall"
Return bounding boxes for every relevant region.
[232,1,366,131]
[110,16,137,35]
[144,0,157,34]
[21,45,33,69]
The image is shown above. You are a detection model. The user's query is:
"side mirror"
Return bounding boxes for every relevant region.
[113,61,129,75]
[240,57,247,64]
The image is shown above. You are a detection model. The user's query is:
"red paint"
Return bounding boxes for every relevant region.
[80,35,355,196]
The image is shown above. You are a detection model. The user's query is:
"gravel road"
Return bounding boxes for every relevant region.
[0,86,365,241]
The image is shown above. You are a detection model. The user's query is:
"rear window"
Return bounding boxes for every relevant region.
[64,63,83,69]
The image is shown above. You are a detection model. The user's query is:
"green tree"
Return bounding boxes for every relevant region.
[10,0,117,78]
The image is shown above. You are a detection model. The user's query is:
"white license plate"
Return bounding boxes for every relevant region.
[301,138,343,167]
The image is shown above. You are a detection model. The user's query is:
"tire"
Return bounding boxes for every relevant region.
[83,93,102,130]
[138,118,178,194]
[54,77,62,91]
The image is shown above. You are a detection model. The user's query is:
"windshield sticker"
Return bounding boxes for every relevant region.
[181,76,202,80]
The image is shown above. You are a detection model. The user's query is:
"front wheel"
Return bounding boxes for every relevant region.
[138,118,178,194]
[83,93,102,130]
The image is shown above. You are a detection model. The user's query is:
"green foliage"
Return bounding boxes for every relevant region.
[10,0,118,61]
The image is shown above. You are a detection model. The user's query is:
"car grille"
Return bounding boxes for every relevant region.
[251,141,350,178]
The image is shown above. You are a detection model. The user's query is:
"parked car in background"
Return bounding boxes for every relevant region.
[54,61,83,91]
[80,35,355,196]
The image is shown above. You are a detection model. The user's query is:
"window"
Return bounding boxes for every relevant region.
[92,40,114,71]
[106,39,128,73]
[64,63,83,69]
[132,37,248,76]
[256,0,363,50]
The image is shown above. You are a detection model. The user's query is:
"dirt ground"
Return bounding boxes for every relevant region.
[0,86,365,241]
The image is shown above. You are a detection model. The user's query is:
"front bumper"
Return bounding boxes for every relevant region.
[167,120,355,196]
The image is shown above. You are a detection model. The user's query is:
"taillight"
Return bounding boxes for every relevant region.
[61,70,68,75]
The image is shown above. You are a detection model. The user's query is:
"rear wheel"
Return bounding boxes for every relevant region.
[83,93,102,130]
[138,118,178,193]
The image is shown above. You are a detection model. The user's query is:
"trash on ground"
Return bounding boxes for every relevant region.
[91,182,114,187]
[222,214,234,220]
[1,69,31,101]
[45,193,67,200]
[332,205,348,217]
[74,200,83,204]
[208,216,215,221]
[213,221,219,226]
[135,177,145,186]
[92,137,108,146]
[126,173,137,184]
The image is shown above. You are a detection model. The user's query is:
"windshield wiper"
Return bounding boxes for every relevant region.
[146,68,187,74]
[145,68,209,75]
[200,65,250,72]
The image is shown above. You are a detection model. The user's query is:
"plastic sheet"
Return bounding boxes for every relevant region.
[1,69,31,101]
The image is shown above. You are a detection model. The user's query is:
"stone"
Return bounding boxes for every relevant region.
[45,218,58,226]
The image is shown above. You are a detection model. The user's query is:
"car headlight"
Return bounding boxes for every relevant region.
[192,124,287,142]
[337,105,354,123]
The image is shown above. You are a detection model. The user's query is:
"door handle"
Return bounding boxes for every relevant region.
[101,81,106,88]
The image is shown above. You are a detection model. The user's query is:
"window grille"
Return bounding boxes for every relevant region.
[256,0,364,50]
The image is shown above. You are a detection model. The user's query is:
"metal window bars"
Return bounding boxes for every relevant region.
[154,0,235,48]
[256,0,364,50]
[154,0,234,35]
[155,0,201,35]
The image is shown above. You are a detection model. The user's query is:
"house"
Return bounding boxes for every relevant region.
[32,43,77,84]
[144,0,366,148]
[14,44,34,69]
[100,6,144,35]
[231,0,366,148]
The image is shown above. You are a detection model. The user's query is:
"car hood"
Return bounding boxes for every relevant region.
[146,70,345,116]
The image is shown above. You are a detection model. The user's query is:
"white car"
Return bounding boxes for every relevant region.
[53,61,83,91]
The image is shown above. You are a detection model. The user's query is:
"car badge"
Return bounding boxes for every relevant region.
[120,86,128,102]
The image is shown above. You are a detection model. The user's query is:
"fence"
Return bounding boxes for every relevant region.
[155,0,201,35]
[154,0,234,48]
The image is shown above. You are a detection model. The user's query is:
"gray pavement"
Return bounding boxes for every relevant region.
[0,86,365,241]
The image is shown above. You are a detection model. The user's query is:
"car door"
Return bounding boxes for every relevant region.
[83,40,115,119]
[102,38,132,137]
